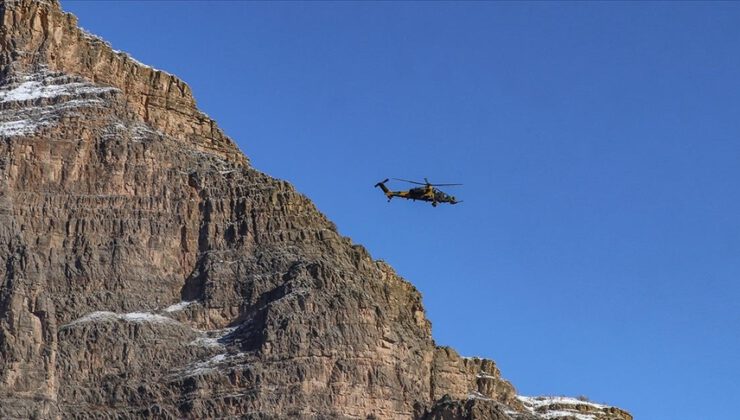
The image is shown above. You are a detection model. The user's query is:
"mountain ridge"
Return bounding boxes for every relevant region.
[0,1,631,419]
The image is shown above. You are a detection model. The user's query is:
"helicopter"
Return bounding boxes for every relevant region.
[374,178,462,207]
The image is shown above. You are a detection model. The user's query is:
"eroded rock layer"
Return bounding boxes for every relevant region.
[0,1,631,419]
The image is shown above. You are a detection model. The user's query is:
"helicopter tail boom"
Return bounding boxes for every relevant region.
[374,179,393,200]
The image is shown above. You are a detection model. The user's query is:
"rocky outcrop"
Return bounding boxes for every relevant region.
[0,1,632,419]
[515,397,633,420]
[0,0,244,165]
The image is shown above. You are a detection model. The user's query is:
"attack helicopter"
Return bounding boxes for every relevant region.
[374,178,462,207]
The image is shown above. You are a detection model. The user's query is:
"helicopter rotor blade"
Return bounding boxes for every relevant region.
[392,178,463,187]
[392,178,428,186]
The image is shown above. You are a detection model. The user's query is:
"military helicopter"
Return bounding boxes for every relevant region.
[374,178,462,207]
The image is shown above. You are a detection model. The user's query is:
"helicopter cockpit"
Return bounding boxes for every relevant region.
[434,190,456,203]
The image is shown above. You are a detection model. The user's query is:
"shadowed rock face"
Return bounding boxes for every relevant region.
[0,1,632,419]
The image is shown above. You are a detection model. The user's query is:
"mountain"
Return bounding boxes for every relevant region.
[0,1,632,419]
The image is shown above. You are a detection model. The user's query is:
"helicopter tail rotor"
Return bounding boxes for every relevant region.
[374,179,392,200]
[374,178,389,188]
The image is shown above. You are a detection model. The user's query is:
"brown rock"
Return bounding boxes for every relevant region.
[0,1,632,419]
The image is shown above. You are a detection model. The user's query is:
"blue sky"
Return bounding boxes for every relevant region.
[64,2,740,419]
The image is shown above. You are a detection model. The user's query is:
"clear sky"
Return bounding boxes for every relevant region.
[63,2,740,419]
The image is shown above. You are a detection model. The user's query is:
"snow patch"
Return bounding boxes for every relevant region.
[0,119,48,136]
[112,50,162,73]
[121,312,176,323]
[164,300,196,313]
[476,370,497,380]
[64,310,178,327]
[79,26,107,44]
[539,410,596,420]
[503,408,520,417]
[180,351,247,377]
[517,396,607,410]
[189,326,237,348]
[516,396,609,420]
[0,74,117,103]
[208,354,227,363]
[68,311,119,324]
[185,354,226,376]
[0,71,117,137]
[467,391,492,401]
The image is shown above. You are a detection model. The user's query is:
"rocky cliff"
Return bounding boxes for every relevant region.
[0,1,632,419]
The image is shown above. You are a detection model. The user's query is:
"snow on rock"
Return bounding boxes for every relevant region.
[80,25,168,75]
[179,351,247,378]
[539,410,596,420]
[63,311,179,327]
[517,396,607,410]
[0,98,107,137]
[517,396,610,420]
[183,354,227,377]
[208,354,227,364]
[65,311,119,325]
[189,327,237,349]
[121,312,177,323]
[78,26,107,44]
[111,49,160,72]
[164,300,197,313]
[467,391,492,401]
[0,73,117,103]
[0,70,118,138]
[0,119,48,136]
[476,370,497,379]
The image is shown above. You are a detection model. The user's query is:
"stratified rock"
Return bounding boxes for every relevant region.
[0,1,632,419]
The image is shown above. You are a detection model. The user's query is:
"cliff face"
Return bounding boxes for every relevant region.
[0,1,631,419]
